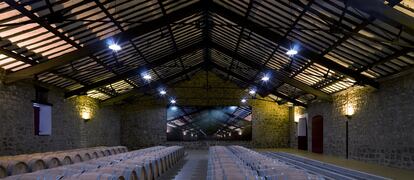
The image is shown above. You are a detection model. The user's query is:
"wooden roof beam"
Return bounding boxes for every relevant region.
[65,42,204,98]
[4,1,203,83]
[211,42,332,102]
[100,62,205,106]
[0,44,116,97]
[210,2,379,89]
[211,62,308,107]
[347,0,414,36]
[93,0,163,81]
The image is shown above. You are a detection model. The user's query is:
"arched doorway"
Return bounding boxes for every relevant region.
[312,115,323,153]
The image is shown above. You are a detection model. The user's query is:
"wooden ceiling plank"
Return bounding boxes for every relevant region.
[210,2,379,89]
[4,1,203,83]
[212,62,308,107]
[65,42,204,98]
[100,62,204,105]
[211,42,332,101]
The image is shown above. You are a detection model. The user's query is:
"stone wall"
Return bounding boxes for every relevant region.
[0,82,120,155]
[289,107,297,149]
[306,72,414,169]
[120,72,290,150]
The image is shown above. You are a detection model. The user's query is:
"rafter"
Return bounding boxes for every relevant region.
[286,0,404,91]
[0,42,116,97]
[93,0,163,81]
[316,47,412,90]
[4,0,142,90]
[275,0,376,89]
[100,62,205,106]
[202,0,212,69]
[211,42,332,102]
[212,62,307,107]
[210,1,379,89]
[4,1,203,83]
[65,42,204,98]
[226,0,255,79]
[157,0,189,79]
[249,0,314,83]
[347,0,414,36]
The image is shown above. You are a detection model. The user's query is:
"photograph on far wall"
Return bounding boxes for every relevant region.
[166,106,252,141]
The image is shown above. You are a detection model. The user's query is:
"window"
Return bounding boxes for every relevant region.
[33,103,52,136]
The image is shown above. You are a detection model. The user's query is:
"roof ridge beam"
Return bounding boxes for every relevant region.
[5,1,203,83]
[210,2,379,89]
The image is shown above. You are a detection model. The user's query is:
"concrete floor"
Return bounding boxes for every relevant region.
[256,148,414,180]
[159,150,208,180]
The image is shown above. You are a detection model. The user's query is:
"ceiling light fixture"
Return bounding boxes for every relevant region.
[170,99,176,104]
[241,98,247,103]
[142,74,152,80]
[261,75,270,81]
[108,43,121,51]
[159,90,167,95]
[249,89,256,95]
[286,49,298,56]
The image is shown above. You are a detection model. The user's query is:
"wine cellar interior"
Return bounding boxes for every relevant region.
[0,0,413,179]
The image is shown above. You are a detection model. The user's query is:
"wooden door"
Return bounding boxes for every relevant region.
[312,115,323,153]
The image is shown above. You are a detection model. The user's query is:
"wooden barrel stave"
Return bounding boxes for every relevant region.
[6,161,29,176]
[26,158,46,172]
[0,163,7,178]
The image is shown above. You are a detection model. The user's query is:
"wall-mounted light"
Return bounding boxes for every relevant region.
[294,106,307,123]
[80,107,92,122]
[294,113,300,123]
[343,102,355,159]
[344,103,355,119]
[76,96,98,122]
[81,110,91,120]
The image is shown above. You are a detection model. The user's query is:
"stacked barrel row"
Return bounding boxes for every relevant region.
[208,146,322,180]
[0,146,127,178]
[5,146,184,180]
[207,146,262,180]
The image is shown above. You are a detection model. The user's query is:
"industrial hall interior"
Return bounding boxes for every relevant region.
[0,0,413,179]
